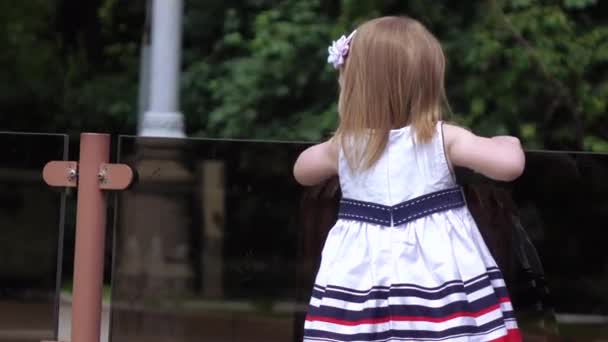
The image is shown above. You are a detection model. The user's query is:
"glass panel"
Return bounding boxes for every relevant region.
[111,137,608,341]
[111,136,312,342]
[0,132,67,342]
[458,151,608,340]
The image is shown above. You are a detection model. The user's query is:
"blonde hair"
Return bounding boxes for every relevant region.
[335,16,449,171]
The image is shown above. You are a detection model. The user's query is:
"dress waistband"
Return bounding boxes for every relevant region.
[337,187,466,227]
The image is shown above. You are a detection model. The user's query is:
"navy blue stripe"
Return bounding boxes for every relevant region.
[312,278,510,305]
[494,286,509,299]
[463,277,492,294]
[308,292,510,322]
[487,270,504,280]
[311,288,325,299]
[503,310,516,320]
[314,276,495,301]
[325,280,461,294]
[318,283,467,302]
[312,285,511,306]
[305,317,507,341]
[311,268,503,298]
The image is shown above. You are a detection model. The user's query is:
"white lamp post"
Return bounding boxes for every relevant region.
[139,0,185,137]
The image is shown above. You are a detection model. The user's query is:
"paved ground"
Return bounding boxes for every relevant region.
[58,298,110,342]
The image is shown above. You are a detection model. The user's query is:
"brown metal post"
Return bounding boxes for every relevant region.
[42,133,133,342]
[71,133,109,342]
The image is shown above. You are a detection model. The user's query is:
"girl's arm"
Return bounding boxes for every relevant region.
[293,138,339,186]
[443,123,525,182]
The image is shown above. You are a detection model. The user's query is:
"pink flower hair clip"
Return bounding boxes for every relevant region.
[327,30,356,69]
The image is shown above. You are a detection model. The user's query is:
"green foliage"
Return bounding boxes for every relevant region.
[0,0,141,134]
[0,0,606,151]
[182,0,337,140]
[563,0,597,9]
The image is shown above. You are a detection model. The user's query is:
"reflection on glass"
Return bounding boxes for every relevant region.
[0,132,67,342]
[111,137,308,342]
[111,137,608,341]
[459,151,608,340]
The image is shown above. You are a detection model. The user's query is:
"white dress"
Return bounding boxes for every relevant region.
[303,123,521,342]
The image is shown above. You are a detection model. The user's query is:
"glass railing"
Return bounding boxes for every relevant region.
[109,136,608,341]
[458,151,608,339]
[0,132,68,342]
[110,136,311,342]
[2,132,605,341]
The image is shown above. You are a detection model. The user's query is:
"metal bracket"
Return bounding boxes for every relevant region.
[42,161,78,187]
[98,163,133,190]
[43,161,133,190]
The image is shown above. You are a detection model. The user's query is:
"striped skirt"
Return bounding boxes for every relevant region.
[303,202,521,341]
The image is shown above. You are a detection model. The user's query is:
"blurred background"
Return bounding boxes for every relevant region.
[1,0,606,149]
[1,1,608,341]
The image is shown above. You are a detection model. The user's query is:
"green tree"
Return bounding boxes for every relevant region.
[445,0,608,151]
[182,0,338,140]
[0,0,606,151]
[0,0,143,135]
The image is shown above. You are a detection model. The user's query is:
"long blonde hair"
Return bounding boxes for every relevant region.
[335,16,449,171]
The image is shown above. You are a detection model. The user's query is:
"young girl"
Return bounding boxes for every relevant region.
[294,16,525,342]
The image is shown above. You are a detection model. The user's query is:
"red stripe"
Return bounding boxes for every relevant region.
[488,328,522,342]
[498,297,512,304]
[306,297,514,326]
